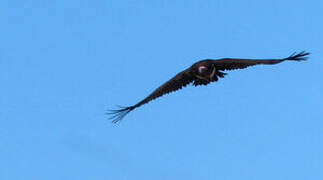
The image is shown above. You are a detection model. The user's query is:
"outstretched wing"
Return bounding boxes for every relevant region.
[212,51,309,71]
[108,67,195,123]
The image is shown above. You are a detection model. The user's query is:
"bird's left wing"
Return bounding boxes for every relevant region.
[212,51,309,71]
[108,67,195,123]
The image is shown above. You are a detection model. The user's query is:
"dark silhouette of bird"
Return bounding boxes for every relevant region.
[108,51,309,123]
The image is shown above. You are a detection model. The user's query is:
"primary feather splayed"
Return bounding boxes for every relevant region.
[108,51,309,123]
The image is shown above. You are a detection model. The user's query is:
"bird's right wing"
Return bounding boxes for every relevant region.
[135,67,195,107]
[212,51,309,71]
[108,67,195,123]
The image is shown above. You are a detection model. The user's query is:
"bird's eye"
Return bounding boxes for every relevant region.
[198,66,207,73]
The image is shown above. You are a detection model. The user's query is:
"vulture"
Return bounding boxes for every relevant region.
[108,51,309,123]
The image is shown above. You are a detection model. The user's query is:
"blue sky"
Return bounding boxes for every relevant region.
[1,0,323,179]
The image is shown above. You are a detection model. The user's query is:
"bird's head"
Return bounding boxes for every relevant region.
[193,61,215,78]
[198,65,208,74]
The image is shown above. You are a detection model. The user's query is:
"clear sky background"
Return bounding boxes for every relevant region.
[1,0,323,179]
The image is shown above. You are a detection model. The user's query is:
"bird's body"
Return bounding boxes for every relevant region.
[108,51,309,122]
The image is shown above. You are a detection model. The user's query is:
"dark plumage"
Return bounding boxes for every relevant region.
[108,51,309,123]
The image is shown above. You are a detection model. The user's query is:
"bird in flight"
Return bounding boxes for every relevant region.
[108,51,309,123]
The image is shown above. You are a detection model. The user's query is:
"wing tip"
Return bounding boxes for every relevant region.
[107,105,134,123]
[285,51,310,61]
